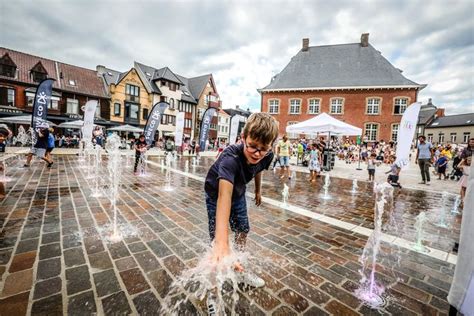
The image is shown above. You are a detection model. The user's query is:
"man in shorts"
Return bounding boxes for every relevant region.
[277,134,291,179]
[24,123,53,168]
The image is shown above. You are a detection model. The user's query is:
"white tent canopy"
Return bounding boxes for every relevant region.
[285,112,362,136]
[107,124,143,133]
[0,115,56,126]
[57,120,102,129]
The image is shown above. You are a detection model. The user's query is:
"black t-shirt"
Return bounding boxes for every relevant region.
[204,143,274,201]
[34,129,49,149]
[135,139,147,154]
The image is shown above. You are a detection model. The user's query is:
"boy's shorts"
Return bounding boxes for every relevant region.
[30,148,46,158]
[280,156,290,167]
[388,175,399,183]
[368,169,375,176]
[206,193,249,241]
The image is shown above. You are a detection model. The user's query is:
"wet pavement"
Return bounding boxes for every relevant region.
[0,155,458,315]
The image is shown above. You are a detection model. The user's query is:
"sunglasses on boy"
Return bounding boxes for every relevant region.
[243,138,272,156]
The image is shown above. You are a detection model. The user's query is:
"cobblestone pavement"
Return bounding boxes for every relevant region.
[0,155,457,315]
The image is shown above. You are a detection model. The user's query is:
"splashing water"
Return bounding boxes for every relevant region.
[185,160,189,172]
[137,152,148,176]
[356,182,394,308]
[90,145,103,197]
[351,179,359,194]
[412,212,428,253]
[0,162,12,182]
[105,134,122,241]
[322,173,331,199]
[435,192,449,228]
[281,183,289,207]
[451,194,462,215]
[16,126,31,147]
[160,240,254,315]
[164,154,174,191]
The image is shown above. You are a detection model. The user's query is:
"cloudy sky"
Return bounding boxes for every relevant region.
[1,0,473,114]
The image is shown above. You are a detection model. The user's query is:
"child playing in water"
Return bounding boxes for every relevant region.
[386,155,402,188]
[367,153,377,182]
[308,143,321,182]
[204,113,278,314]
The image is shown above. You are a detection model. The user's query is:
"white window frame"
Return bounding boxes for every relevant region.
[427,134,433,143]
[450,133,457,143]
[394,98,408,115]
[391,124,399,142]
[366,98,381,115]
[364,123,379,142]
[308,98,321,114]
[66,98,79,114]
[463,132,470,143]
[7,88,15,107]
[268,99,280,114]
[289,99,301,114]
[330,98,344,114]
[438,133,445,143]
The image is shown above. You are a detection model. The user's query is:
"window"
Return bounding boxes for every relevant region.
[160,96,167,102]
[367,98,381,115]
[125,103,139,120]
[330,98,344,114]
[185,119,192,128]
[114,103,121,116]
[169,98,175,109]
[365,123,379,141]
[289,99,301,114]
[0,87,15,107]
[125,84,139,102]
[49,99,58,110]
[394,98,408,114]
[0,64,16,78]
[66,98,79,114]
[308,99,320,114]
[169,82,177,91]
[143,108,149,120]
[438,133,445,143]
[391,124,399,142]
[427,134,433,143]
[268,99,279,114]
[68,80,76,86]
[463,132,470,143]
[450,133,457,143]
[31,71,47,83]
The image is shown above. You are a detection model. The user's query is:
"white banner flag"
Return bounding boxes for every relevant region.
[174,112,185,146]
[395,102,421,169]
[81,100,98,142]
[229,114,243,145]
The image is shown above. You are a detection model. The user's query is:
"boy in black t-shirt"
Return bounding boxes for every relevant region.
[133,134,148,174]
[204,113,278,309]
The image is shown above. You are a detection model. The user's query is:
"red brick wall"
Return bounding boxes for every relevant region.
[261,89,418,141]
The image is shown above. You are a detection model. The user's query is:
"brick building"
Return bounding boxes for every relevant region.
[259,34,426,142]
[0,47,110,127]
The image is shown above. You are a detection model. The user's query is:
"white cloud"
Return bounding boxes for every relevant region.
[1,0,472,114]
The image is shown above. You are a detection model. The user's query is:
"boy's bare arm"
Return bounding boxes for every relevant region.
[213,179,233,259]
[254,172,262,206]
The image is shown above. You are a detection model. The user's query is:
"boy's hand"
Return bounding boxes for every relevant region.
[211,241,230,264]
[254,192,262,206]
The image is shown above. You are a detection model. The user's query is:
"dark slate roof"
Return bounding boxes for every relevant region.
[418,105,438,125]
[0,47,108,98]
[260,43,424,91]
[134,62,198,104]
[427,113,474,128]
[154,67,183,84]
[134,62,161,93]
[100,67,122,86]
[187,74,211,100]
[223,107,252,118]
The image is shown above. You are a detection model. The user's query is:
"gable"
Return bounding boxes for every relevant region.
[0,53,16,67]
[31,61,47,74]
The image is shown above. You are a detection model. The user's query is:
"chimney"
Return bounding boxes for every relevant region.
[96,65,106,75]
[302,38,309,52]
[436,108,445,117]
[427,98,433,105]
[360,33,369,47]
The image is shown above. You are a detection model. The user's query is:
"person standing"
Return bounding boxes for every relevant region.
[308,143,321,182]
[415,135,433,185]
[277,135,291,180]
[133,134,148,174]
[24,123,53,168]
[461,137,474,159]
[45,128,55,164]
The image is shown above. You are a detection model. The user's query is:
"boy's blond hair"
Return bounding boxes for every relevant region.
[242,113,279,145]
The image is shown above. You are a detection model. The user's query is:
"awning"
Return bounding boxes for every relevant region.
[0,115,56,126]
[286,112,362,136]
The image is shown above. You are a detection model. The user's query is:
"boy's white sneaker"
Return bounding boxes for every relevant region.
[206,293,218,316]
[236,271,265,288]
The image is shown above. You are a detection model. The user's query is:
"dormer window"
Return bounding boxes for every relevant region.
[68,80,76,86]
[30,61,48,83]
[0,53,17,78]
